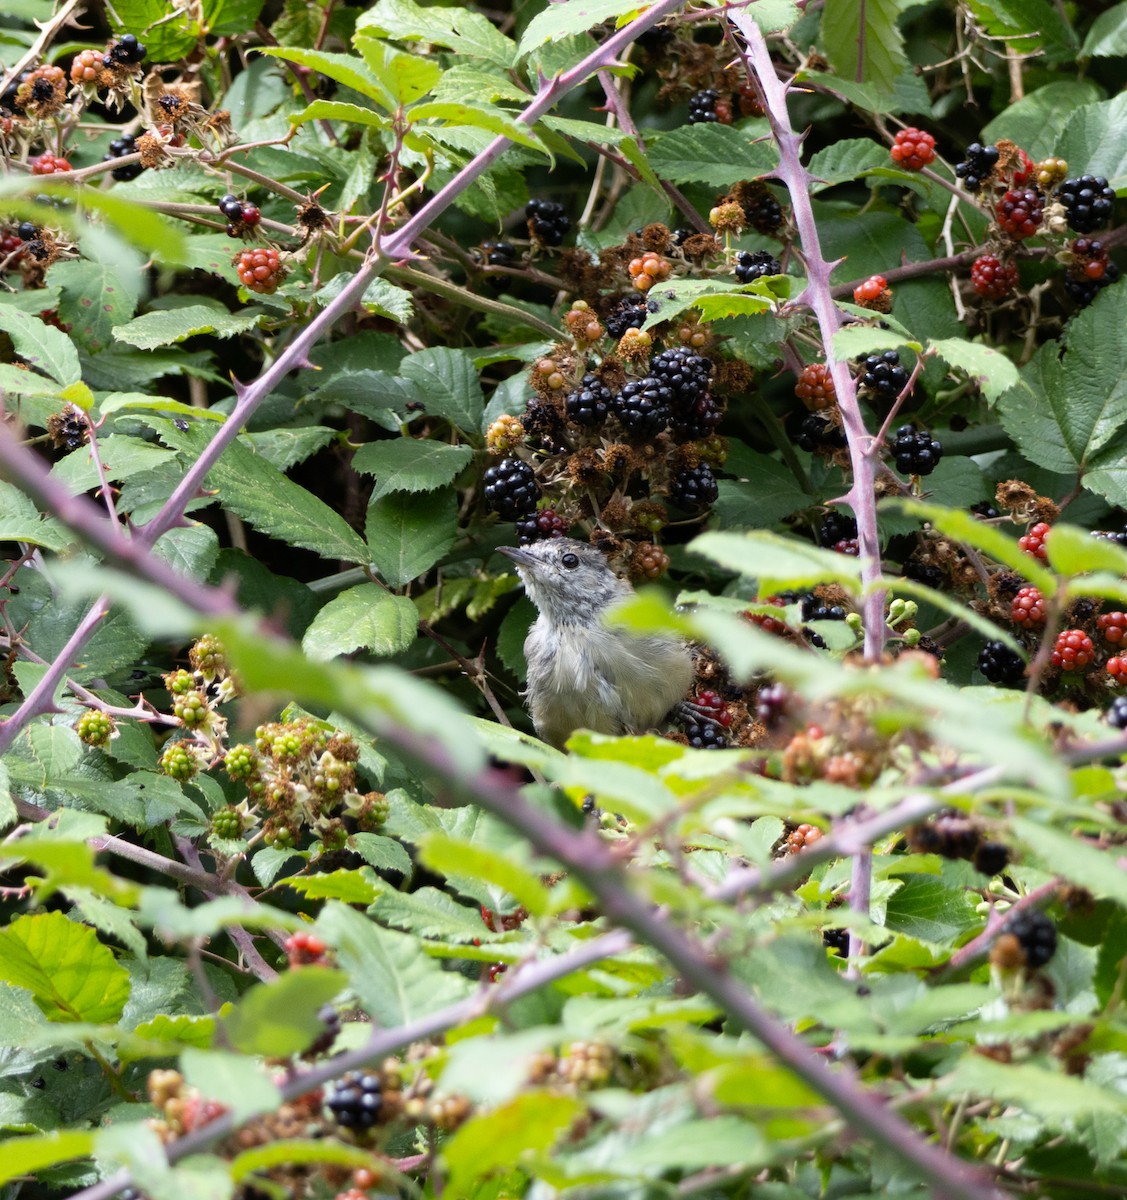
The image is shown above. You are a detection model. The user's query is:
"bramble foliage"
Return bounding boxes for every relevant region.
[1,2,1126,1199]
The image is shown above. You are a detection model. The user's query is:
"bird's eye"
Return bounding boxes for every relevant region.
[561,553,579,569]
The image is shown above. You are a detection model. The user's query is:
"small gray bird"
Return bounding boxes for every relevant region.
[498,538,694,749]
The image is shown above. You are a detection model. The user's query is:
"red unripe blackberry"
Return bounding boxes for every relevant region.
[1051,628,1095,671]
[0,229,23,264]
[235,246,285,293]
[241,204,261,226]
[515,507,567,544]
[736,82,765,117]
[30,153,71,175]
[285,930,329,966]
[795,362,836,411]
[755,681,789,727]
[1010,586,1046,627]
[996,188,1044,239]
[1106,655,1127,683]
[1018,521,1051,559]
[695,689,732,726]
[853,274,891,311]
[1098,612,1127,644]
[971,254,1018,300]
[890,128,936,171]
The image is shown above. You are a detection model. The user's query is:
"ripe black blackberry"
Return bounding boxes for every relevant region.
[859,350,909,399]
[795,412,846,452]
[104,133,142,181]
[522,397,567,453]
[603,296,648,339]
[671,393,722,440]
[1057,175,1116,233]
[823,928,849,957]
[482,457,540,520]
[650,346,712,406]
[104,33,146,66]
[973,841,1010,876]
[614,377,672,438]
[669,463,718,510]
[526,198,570,246]
[1107,695,1127,729]
[1063,255,1120,306]
[565,374,613,427]
[480,239,517,267]
[977,640,1026,686]
[755,681,789,727]
[738,181,784,236]
[901,557,943,587]
[515,508,567,544]
[683,718,728,748]
[1001,908,1057,969]
[801,594,846,622]
[688,89,720,124]
[954,141,999,192]
[734,249,781,283]
[325,1070,383,1129]
[970,501,1000,520]
[891,424,943,476]
[17,221,38,242]
[1092,526,1127,547]
[817,511,857,548]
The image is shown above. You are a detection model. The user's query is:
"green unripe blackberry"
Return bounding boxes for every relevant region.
[211,807,245,839]
[76,710,114,746]
[160,742,198,780]
[173,689,209,727]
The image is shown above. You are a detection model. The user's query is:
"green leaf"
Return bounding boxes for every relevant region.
[444,1091,584,1195]
[965,0,1078,61]
[419,833,551,916]
[0,1130,95,1187]
[357,0,517,68]
[408,101,547,156]
[316,902,471,1025]
[231,1139,382,1181]
[997,287,1127,503]
[259,46,392,107]
[282,869,382,905]
[517,0,651,52]
[882,875,982,945]
[713,456,811,530]
[928,337,1021,403]
[1012,819,1127,904]
[352,439,473,501]
[938,1055,1127,1119]
[48,259,142,357]
[641,277,777,333]
[287,98,389,130]
[0,911,130,1024]
[1059,91,1127,186]
[690,530,864,594]
[399,348,485,434]
[366,489,458,587]
[352,35,441,106]
[1045,523,1127,579]
[114,304,268,351]
[982,81,1106,162]
[1082,5,1127,58]
[302,585,418,661]
[150,420,369,565]
[180,1048,280,1124]
[647,124,779,188]
[222,969,348,1056]
[348,832,414,876]
[373,886,492,942]
[808,138,890,190]
[822,0,907,95]
[0,305,80,385]
[0,481,70,551]
[108,0,200,59]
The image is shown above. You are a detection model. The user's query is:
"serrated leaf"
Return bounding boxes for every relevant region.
[1012,819,1127,904]
[114,304,267,351]
[408,101,547,156]
[517,0,662,53]
[373,886,492,941]
[0,306,80,385]
[0,911,130,1024]
[282,869,382,904]
[230,1140,382,1181]
[353,34,441,106]
[49,259,141,356]
[965,0,1078,61]
[316,902,471,1025]
[822,0,907,95]
[928,337,1020,402]
[348,832,413,875]
[0,1131,96,1187]
[399,347,485,434]
[641,277,778,332]
[1082,5,1127,58]
[288,98,389,130]
[358,0,516,68]
[222,968,347,1056]
[690,530,864,594]
[366,488,458,587]
[647,124,779,188]
[0,481,70,551]
[259,46,391,107]
[982,81,1105,162]
[151,419,369,565]
[1046,523,1127,578]
[302,585,418,661]
[1058,91,1127,186]
[808,138,890,190]
[352,439,473,500]
[419,834,550,916]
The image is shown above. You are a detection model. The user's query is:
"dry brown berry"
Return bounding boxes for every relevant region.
[708,201,745,236]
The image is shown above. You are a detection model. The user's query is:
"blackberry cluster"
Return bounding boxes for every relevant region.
[801,594,846,622]
[901,557,943,587]
[515,508,567,544]
[1092,526,1127,547]
[687,89,720,124]
[755,681,789,727]
[103,133,142,181]
[683,718,728,748]
[817,511,857,548]
[739,183,783,235]
[604,296,648,339]
[891,425,943,476]
[325,1071,383,1130]
[954,141,999,192]
[668,463,718,511]
[526,199,570,246]
[565,374,613,426]
[795,412,846,452]
[1001,909,1057,969]
[996,188,1044,240]
[734,249,781,283]
[977,640,1025,686]
[483,458,540,519]
[649,347,712,407]
[673,393,723,439]
[615,377,672,438]
[1058,175,1116,233]
[104,33,146,66]
[859,350,909,399]
[480,240,516,267]
[1107,695,1127,729]
[1063,237,1120,306]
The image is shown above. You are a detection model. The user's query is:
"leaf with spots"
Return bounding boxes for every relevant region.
[48,259,141,357]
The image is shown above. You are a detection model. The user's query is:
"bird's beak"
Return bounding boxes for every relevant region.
[497,546,536,568]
